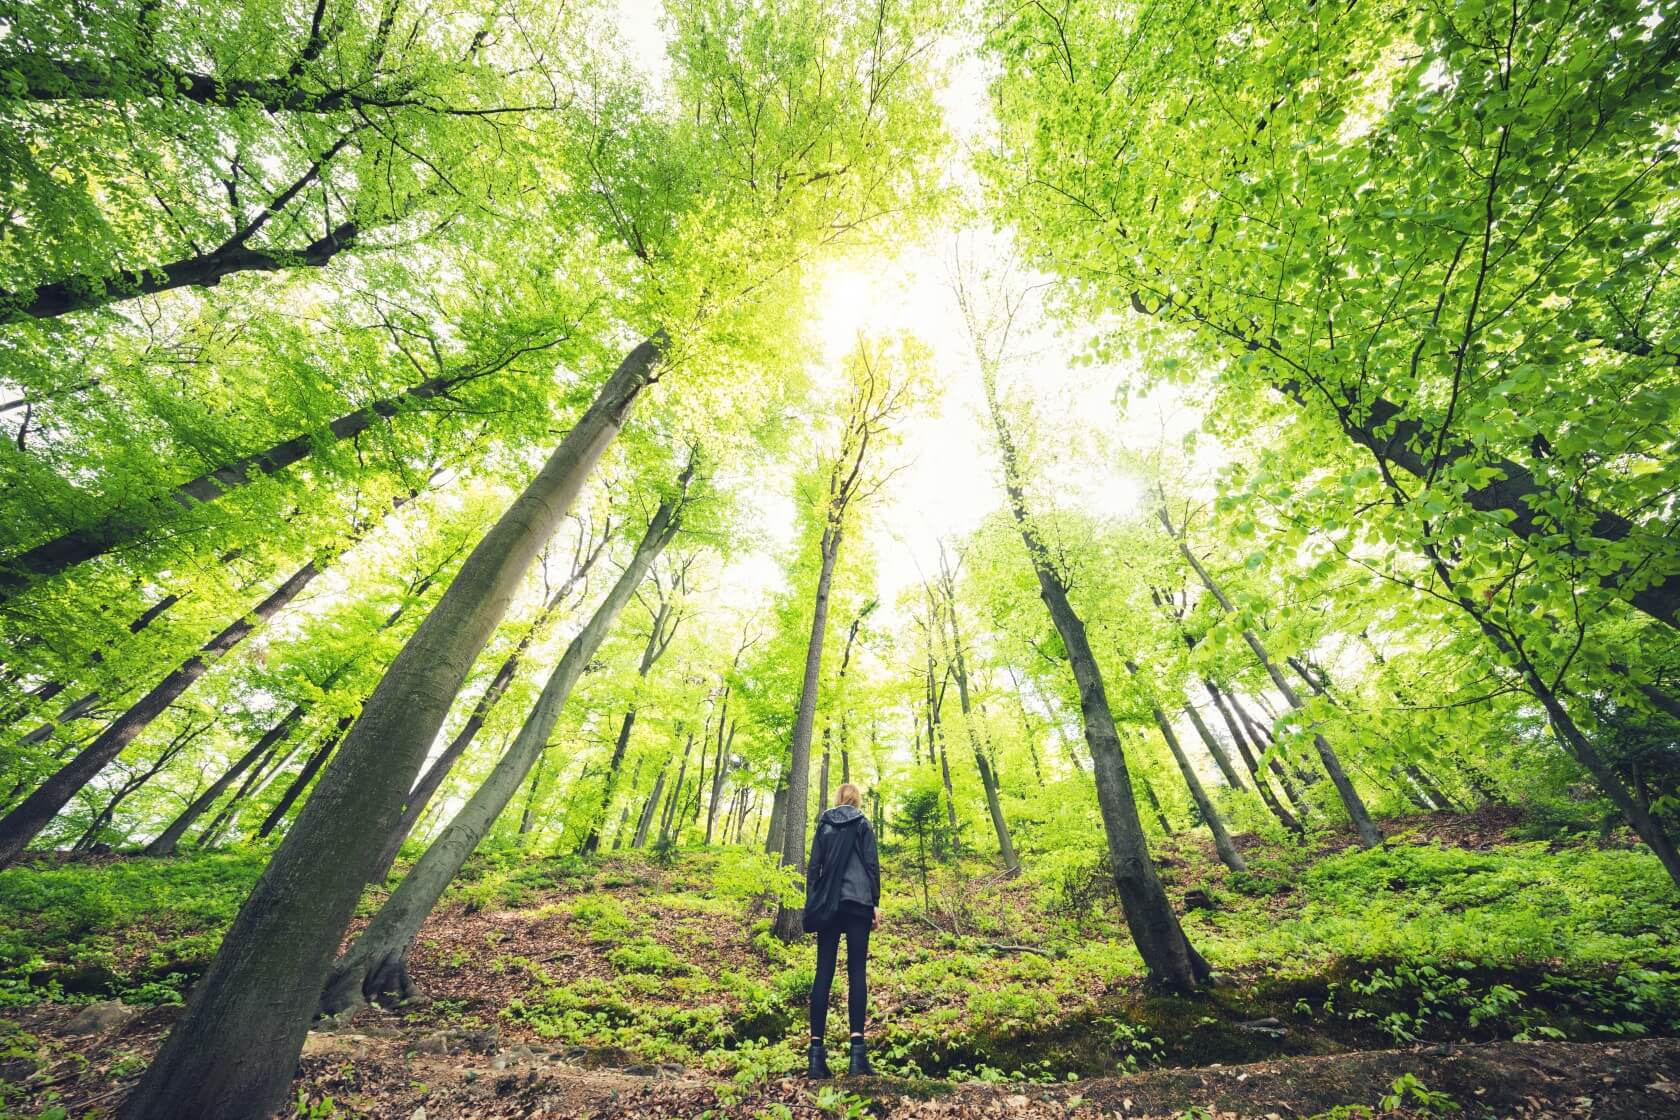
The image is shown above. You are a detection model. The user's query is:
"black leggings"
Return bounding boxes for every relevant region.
[810,902,872,1038]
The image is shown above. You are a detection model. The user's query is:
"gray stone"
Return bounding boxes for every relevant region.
[64,1001,139,1035]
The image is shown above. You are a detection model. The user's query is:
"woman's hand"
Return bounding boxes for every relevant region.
[871,909,881,931]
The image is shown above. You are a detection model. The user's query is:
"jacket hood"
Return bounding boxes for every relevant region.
[820,804,867,827]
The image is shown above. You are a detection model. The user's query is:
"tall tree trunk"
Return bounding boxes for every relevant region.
[366,537,607,882]
[705,720,734,844]
[985,371,1208,991]
[0,555,330,866]
[764,767,788,857]
[1138,771,1175,836]
[818,729,831,814]
[1124,665,1245,872]
[581,567,684,855]
[1164,518,1381,848]
[633,765,667,849]
[72,720,210,851]
[119,336,663,1120]
[941,583,1019,875]
[12,589,184,745]
[1202,680,1301,834]
[0,338,558,606]
[144,707,303,856]
[318,490,685,1014]
[771,525,843,941]
[1418,541,1680,890]
[610,759,643,851]
[1182,702,1243,790]
[254,721,350,839]
[659,730,693,843]
[517,750,548,837]
[195,736,304,849]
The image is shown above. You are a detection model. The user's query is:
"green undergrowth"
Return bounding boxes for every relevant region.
[2,810,1677,1087]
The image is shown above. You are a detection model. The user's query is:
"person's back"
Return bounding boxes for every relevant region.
[803,783,880,1078]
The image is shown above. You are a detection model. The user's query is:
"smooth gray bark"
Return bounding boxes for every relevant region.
[318,479,687,1014]
[120,337,663,1120]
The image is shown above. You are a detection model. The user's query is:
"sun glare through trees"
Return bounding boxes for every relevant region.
[1,1,1678,1117]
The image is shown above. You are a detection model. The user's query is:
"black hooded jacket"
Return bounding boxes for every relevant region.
[802,804,880,933]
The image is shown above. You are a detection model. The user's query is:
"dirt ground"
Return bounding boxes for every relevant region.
[7,998,1679,1118]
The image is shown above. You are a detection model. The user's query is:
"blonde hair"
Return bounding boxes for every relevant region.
[835,782,862,808]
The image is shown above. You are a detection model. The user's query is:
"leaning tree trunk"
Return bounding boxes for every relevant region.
[319,486,685,1014]
[0,344,545,606]
[1181,702,1243,790]
[144,707,303,857]
[1137,770,1175,836]
[1124,664,1245,873]
[632,765,667,849]
[986,374,1207,991]
[1167,526,1381,848]
[771,527,843,941]
[945,605,1019,875]
[581,580,681,855]
[254,720,351,839]
[705,720,734,844]
[153,581,427,860]
[0,555,329,867]
[119,337,664,1120]
[1198,683,1301,834]
[366,561,597,882]
[72,720,209,851]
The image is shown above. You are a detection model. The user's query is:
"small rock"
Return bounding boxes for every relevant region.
[413,1032,454,1055]
[65,1000,139,1035]
[409,1109,427,1120]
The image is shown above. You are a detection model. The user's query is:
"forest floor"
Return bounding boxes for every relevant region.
[4,805,1679,1118]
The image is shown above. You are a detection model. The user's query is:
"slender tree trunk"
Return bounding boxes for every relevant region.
[12,590,184,746]
[145,707,303,856]
[0,344,549,606]
[518,751,548,837]
[943,595,1019,874]
[986,372,1207,991]
[1125,665,1245,872]
[1138,771,1175,836]
[318,488,684,1014]
[610,759,643,851]
[660,730,693,843]
[764,768,788,857]
[633,765,666,849]
[1165,527,1381,848]
[1205,679,1303,833]
[1182,703,1243,790]
[0,556,329,866]
[772,527,843,940]
[582,574,683,855]
[120,336,663,1120]
[195,737,303,849]
[366,558,598,882]
[255,720,350,839]
[1003,666,1046,783]
[705,722,733,844]
[72,721,208,851]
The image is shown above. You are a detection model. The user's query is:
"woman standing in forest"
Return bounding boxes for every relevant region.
[803,782,882,1078]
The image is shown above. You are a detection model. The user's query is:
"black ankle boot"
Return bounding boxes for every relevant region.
[848,1037,872,1076]
[807,1041,832,1079]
